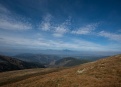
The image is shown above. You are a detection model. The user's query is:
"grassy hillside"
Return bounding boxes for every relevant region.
[55,57,89,67]
[0,54,121,87]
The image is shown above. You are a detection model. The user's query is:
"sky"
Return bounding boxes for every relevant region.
[0,0,121,54]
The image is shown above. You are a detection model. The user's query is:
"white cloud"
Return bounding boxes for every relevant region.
[99,31,121,42]
[71,24,97,35]
[53,18,71,37]
[53,24,69,37]
[0,34,118,51]
[72,39,106,50]
[54,27,68,33]
[0,36,50,48]
[53,33,63,37]
[0,18,32,30]
[40,21,51,31]
[0,4,32,30]
[39,14,52,31]
[53,33,64,37]
[39,15,70,37]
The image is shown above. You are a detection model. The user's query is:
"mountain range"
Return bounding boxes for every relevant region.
[0,54,90,72]
[14,53,91,67]
[14,53,61,65]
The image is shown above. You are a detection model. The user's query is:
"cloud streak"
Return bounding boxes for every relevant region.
[53,18,70,37]
[99,31,121,42]
[71,24,97,35]
[39,14,52,31]
[0,18,32,30]
[0,34,119,51]
[0,4,32,30]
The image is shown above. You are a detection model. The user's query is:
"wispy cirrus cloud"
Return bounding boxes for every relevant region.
[39,14,70,37]
[0,4,32,30]
[39,14,99,37]
[53,28,68,37]
[99,31,121,42]
[53,18,71,37]
[0,18,32,30]
[39,14,52,31]
[71,23,97,35]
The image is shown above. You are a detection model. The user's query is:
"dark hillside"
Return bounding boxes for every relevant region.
[0,55,45,72]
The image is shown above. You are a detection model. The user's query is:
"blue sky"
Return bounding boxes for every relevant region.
[0,0,121,53]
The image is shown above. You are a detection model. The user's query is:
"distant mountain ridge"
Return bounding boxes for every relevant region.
[0,55,45,72]
[14,53,105,68]
[14,53,61,65]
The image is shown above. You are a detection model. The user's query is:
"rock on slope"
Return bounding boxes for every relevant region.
[1,54,121,87]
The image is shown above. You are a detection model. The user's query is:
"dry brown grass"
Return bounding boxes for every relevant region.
[0,54,121,87]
